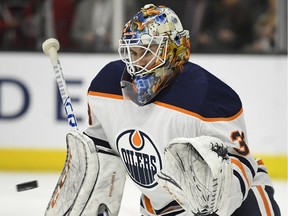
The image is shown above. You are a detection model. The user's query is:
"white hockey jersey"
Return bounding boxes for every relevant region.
[84,60,275,216]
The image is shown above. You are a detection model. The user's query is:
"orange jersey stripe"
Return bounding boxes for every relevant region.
[154,101,243,122]
[144,195,155,214]
[87,91,123,100]
[257,158,264,166]
[87,91,243,122]
[231,158,251,187]
[256,185,272,216]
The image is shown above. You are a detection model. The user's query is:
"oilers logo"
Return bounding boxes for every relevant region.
[116,130,162,188]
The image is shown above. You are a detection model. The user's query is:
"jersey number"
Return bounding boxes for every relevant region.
[231,131,249,156]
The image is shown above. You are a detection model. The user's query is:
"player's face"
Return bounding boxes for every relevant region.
[129,45,158,72]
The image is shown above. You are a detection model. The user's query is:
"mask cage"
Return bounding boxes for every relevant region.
[118,36,168,77]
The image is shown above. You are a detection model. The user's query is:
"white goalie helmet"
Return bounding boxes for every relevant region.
[118,4,190,105]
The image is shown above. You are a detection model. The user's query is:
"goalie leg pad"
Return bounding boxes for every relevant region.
[45,130,127,216]
[45,130,99,216]
[155,136,233,215]
[79,153,127,216]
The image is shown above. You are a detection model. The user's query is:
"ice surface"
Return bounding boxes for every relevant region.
[0,172,286,215]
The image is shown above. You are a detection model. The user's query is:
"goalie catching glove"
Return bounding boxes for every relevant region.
[155,136,233,215]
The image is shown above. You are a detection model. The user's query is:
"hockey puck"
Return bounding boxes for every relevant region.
[16,180,38,192]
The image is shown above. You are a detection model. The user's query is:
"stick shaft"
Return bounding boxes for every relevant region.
[48,48,78,129]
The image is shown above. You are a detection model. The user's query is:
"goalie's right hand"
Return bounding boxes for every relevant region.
[155,136,233,215]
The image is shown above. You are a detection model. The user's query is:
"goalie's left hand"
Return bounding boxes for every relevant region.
[155,136,233,215]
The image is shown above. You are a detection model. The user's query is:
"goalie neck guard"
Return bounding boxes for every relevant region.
[118,4,190,105]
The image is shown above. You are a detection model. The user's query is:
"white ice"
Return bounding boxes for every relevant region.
[0,172,287,215]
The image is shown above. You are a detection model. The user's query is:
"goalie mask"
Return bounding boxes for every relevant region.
[118,4,190,105]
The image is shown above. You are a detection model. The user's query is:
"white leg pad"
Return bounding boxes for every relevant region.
[45,130,126,216]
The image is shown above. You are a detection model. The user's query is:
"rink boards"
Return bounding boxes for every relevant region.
[0,53,287,179]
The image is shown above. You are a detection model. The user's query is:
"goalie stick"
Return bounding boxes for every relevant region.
[42,38,99,215]
[42,38,78,129]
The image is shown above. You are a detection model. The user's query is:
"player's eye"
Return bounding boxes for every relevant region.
[130,50,136,56]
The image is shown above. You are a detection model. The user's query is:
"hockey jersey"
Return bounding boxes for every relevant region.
[84,60,274,216]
